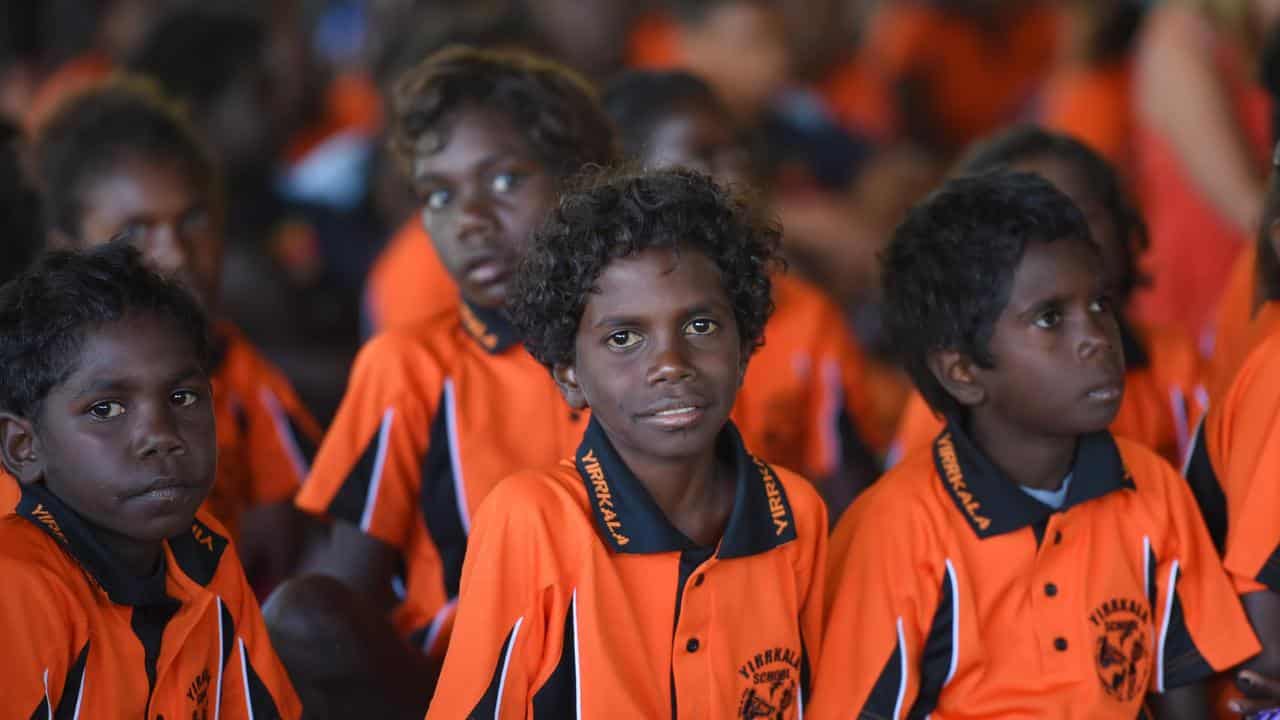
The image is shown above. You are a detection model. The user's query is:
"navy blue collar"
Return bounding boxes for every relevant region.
[574,417,799,558]
[932,418,1134,539]
[459,301,521,354]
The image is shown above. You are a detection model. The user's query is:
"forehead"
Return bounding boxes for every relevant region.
[78,155,206,219]
[1005,238,1101,303]
[60,313,203,388]
[410,105,536,181]
[586,247,729,314]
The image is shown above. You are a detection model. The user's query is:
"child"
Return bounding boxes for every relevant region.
[603,69,882,506]
[810,171,1257,718]
[892,126,1204,466]
[270,46,616,717]
[32,77,322,590]
[0,244,300,717]
[1184,147,1280,716]
[428,167,826,716]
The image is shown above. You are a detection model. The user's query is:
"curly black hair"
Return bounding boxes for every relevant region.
[0,243,212,420]
[509,167,781,369]
[33,76,217,240]
[956,124,1149,303]
[882,170,1095,418]
[389,45,617,182]
[603,70,725,158]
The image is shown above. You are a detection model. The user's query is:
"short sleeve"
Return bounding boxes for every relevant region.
[295,334,436,553]
[426,475,566,718]
[1148,458,1260,691]
[241,355,324,506]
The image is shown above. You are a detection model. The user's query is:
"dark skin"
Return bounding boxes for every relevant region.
[639,100,751,189]
[930,238,1209,717]
[0,313,216,576]
[552,247,745,546]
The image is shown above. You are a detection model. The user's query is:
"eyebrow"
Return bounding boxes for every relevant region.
[590,302,729,330]
[71,365,206,399]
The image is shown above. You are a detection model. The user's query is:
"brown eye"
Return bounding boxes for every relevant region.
[606,330,642,349]
[171,390,200,408]
[685,318,720,336]
[89,401,126,419]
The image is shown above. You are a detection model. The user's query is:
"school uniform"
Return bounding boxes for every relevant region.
[296,302,588,656]
[0,483,300,718]
[427,417,827,718]
[811,419,1257,719]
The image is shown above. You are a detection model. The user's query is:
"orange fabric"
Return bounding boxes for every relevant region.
[295,306,588,650]
[282,73,383,165]
[0,496,301,717]
[1131,43,1271,338]
[205,323,323,538]
[891,322,1205,467]
[817,56,896,140]
[1200,302,1280,595]
[860,2,1062,150]
[733,274,884,480]
[0,472,15,515]
[811,426,1259,717]
[625,11,681,69]
[1040,61,1134,173]
[1207,245,1259,402]
[25,53,113,133]
[362,219,458,334]
[427,419,826,717]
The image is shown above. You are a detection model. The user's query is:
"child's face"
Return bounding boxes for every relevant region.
[31,312,216,548]
[77,156,224,311]
[964,239,1125,438]
[413,105,557,310]
[642,102,751,188]
[556,247,744,465]
[1013,155,1126,299]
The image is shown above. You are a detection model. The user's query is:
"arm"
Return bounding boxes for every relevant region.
[1224,592,1280,715]
[1150,682,1211,720]
[1136,5,1265,235]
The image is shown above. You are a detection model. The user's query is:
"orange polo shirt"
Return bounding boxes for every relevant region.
[1039,61,1134,173]
[811,421,1258,718]
[1207,245,1259,402]
[361,219,457,336]
[427,417,827,718]
[890,320,1204,467]
[296,301,588,654]
[0,322,320,536]
[0,484,301,718]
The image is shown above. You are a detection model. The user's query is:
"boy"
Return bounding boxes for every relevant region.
[429,166,827,717]
[1184,147,1280,715]
[810,171,1257,718]
[603,69,883,505]
[0,244,300,717]
[270,46,616,717]
[31,77,322,590]
[891,126,1204,467]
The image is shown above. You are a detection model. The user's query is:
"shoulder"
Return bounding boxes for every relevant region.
[1113,435,1191,510]
[1218,330,1280,424]
[772,464,827,538]
[0,515,85,609]
[346,317,464,396]
[167,507,236,589]
[215,323,305,398]
[473,462,592,540]
[833,449,942,543]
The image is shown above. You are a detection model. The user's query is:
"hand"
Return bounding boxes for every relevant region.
[1229,670,1280,717]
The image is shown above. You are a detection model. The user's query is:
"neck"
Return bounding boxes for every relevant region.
[966,411,1076,492]
[91,521,164,578]
[616,442,733,547]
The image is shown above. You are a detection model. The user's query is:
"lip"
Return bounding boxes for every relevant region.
[638,398,711,430]
[462,255,510,286]
[1083,382,1123,403]
[130,476,204,502]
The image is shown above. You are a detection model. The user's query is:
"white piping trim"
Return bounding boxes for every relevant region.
[239,637,257,720]
[1170,387,1190,463]
[571,591,583,720]
[1142,536,1153,602]
[493,617,525,720]
[943,559,960,687]
[893,617,909,720]
[258,387,309,482]
[422,598,458,655]
[214,597,224,720]
[443,379,472,535]
[359,409,395,533]
[70,669,85,720]
[1180,417,1204,477]
[43,668,51,720]
[1156,560,1181,693]
[818,357,843,474]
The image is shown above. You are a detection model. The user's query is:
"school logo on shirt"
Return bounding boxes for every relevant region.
[185,667,211,719]
[736,646,801,719]
[1089,597,1152,702]
[580,448,630,546]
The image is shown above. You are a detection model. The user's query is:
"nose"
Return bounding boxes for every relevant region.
[646,335,697,385]
[1077,309,1117,363]
[456,188,497,242]
[144,225,190,276]
[134,403,187,460]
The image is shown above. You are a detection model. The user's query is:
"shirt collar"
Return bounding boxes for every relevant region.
[16,483,172,606]
[574,416,798,558]
[458,301,521,354]
[1118,316,1149,370]
[932,417,1134,539]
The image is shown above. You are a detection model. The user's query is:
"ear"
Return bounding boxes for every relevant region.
[926,349,986,408]
[551,363,588,410]
[0,412,44,486]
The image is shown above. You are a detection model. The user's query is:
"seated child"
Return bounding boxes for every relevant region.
[428,167,827,717]
[1185,146,1280,715]
[31,77,323,588]
[892,125,1204,467]
[0,244,299,717]
[604,69,882,506]
[269,46,616,718]
[810,171,1257,718]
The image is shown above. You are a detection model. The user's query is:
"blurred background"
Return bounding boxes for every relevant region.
[2,0,1274,443]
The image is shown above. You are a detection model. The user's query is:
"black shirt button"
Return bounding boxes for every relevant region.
[1053,531,1063,544]
[1054,637,1068,651]
[1045,583,1058,597]
[693,574,705,587]
[687,638,700,653]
